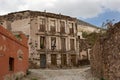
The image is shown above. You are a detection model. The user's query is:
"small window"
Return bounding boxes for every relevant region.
[9,57,14,71]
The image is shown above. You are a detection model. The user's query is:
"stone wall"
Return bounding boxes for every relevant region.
[4,72,25,80]
[90,22,120,80]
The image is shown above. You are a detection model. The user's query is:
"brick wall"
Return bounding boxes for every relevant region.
[0,26,28,80]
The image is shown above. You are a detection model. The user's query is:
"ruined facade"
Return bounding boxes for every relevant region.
[77,19,100,65]
[0,10,78,68]
[0,26,28,80]
[77,19,100,33]
[90,22,120,80]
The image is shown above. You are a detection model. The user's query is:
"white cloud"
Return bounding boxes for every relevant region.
[101,0,120,12]
[0,0,120,18]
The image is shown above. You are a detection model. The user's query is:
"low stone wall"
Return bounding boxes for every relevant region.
[4,71,25,80]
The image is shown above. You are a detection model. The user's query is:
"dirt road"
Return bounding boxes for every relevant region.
[23,67,99,80]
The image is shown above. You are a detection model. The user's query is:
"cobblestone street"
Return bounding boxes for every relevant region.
[23,66,99,80]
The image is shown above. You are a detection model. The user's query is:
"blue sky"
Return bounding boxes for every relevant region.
[82,10,120,27]
[0,0,120,27]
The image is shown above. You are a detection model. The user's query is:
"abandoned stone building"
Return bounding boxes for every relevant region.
[90,22,120,80]
[77,20,100,65]
[0,10,78,68]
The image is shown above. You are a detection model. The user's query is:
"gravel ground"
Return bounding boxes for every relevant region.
[23,67,99,80]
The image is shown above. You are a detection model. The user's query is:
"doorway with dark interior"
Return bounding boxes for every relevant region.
[9,57,14,71]
[71,54,77,66]
[61,54,67,67]
[40,54,46,68]
[51,54,57,66]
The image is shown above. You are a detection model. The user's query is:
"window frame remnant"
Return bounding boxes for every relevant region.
[39,18,46,32]
[60,21,65,33]
[50,20,56,32]
[40,36,45,49]
[51,37,56,50]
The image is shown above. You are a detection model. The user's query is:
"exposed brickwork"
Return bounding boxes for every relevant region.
[90,22,120,80]
[0,26,28,80]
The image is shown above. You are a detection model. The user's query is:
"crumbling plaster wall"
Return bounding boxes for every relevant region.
[11,18,30,35]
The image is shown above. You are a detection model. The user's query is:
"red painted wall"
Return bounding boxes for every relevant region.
[0,26,28,80]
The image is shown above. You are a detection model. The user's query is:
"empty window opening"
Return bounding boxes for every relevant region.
[50,20,56,32]
[40,36,45,49]
[9,57,14,71]
[61,38,66,51]
[69,23,74,34]
[70,39,75,50]
[39,18,45,32]
[60,21,65,33]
